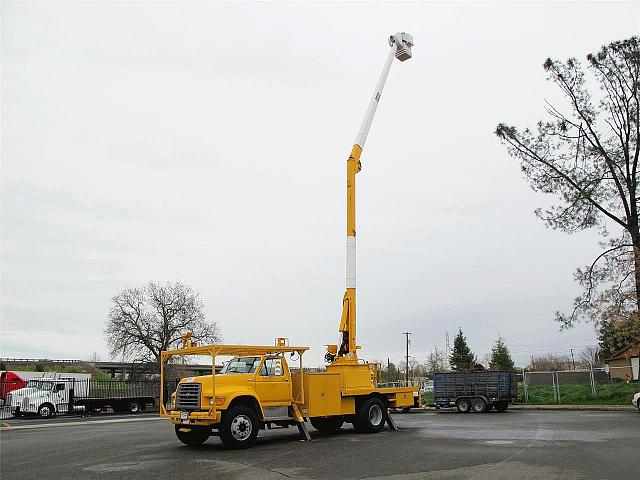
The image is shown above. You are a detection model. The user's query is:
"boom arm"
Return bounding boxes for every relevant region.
[335,33,414,360]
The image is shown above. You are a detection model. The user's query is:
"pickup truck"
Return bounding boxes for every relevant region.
[162,343,418,449]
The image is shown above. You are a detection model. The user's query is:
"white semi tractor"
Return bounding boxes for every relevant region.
[6,372,154,418]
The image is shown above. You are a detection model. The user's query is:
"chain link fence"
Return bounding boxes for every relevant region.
[520,365,639,404]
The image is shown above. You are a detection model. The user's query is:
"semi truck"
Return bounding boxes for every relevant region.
[6,372,155,418]
[160,32,420,449]
[432,371,518,413]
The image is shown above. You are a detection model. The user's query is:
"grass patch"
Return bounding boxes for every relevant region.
[518,382,638,405]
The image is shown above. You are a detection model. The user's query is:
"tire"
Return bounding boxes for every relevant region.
[353,397,387,434]
[636,399,639,413]
[456,398,471,413]
[220,406,259,449]
[92,407,103,414]
[174,425,210,446]
[38,403,55,418]
[128,401,141,414]
[494,402,508,412]
[471,398,487,413]
[310,416,344,433]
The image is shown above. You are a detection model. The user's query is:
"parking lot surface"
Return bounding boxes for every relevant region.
[1,410,638,479]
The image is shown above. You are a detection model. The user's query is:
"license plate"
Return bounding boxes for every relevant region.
[180,412,188,421]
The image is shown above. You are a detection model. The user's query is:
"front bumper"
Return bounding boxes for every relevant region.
[169,410,222,426]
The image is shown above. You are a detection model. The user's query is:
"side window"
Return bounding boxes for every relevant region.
[260,358,284,377]
[56,383,65,391]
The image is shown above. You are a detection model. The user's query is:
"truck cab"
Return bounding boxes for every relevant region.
[169,353,297,448]
[8,378,70,418]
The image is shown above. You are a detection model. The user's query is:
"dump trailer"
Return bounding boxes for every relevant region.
[433,371,517,413]
[161,32,418,448]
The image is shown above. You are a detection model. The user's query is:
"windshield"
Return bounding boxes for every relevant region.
[26,380,54,391]
[220,357,261,374]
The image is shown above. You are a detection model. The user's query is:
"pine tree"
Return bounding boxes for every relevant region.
[449,328,476,371]
[489,336,515,370]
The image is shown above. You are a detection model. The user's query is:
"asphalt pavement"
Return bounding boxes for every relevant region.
[1,410,638,479]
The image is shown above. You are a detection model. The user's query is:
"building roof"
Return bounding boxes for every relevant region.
[605,343,640,362]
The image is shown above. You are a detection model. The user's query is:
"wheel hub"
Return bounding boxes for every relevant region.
[230,414,252,440]
[369,405,383,425]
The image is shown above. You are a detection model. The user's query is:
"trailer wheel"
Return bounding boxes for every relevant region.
[353,397,386,433]
[471,397,487,413]
[220,406,259,449]
[494,402,508,412]
[456,398,471,413]
[38,403,55,418]
[175,425,210,446]
[310,416,344,433]
[128,401,141,414]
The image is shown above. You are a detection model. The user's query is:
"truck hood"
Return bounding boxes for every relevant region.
[8,387,38,397]
[182,373,251,393]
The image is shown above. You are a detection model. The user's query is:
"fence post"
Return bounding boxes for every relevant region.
[522,369,528,403]
[555,372,561,403]
[590,364,596,396]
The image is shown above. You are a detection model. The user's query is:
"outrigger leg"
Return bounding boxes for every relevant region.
[386,411,398,431]
[291,404,312,441]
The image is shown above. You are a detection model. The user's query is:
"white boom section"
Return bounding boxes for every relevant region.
[354,32,413,149]
[354,46,397,149]
[348,32,413,289]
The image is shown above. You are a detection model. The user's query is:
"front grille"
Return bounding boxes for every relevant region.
[176,383,201,410]
[6,394,12,406]
[22,397,29,409]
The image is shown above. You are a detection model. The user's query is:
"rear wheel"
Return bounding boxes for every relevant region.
[456,398,471,413]
[220,406,259,449]
[471,398,487,413]
[128,401,142,414]
[353,397,386,433]
[310,416,344,433]
[175,425,210,446]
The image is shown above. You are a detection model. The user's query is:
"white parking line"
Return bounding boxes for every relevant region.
[3,416,164,430]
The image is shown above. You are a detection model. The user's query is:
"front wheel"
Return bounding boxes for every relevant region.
[175,425,210,446]
[128,401,142,414]
[38,403,55,418]
[310,416,344,433]
[353,398,386,434]
[220,406,259,449]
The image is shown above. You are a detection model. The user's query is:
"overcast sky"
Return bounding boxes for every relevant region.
[2,2,639,368]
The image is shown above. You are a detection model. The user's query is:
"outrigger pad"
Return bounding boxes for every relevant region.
[386,411,399,431]
[297,422,312,441]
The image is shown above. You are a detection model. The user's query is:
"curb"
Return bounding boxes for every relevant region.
[509,404,636,412]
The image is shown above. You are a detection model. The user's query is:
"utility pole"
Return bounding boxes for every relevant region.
[445,332,450,368]
[570,349,575,370]
[403,332,411,387]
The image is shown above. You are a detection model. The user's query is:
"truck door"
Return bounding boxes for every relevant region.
[255,357,292,414]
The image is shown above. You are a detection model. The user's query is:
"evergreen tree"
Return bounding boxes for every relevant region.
[489,336,515,370]
[598,317,639,359]
[449,328,476,371]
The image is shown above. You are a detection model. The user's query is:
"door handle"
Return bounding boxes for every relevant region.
[247,378,255,382]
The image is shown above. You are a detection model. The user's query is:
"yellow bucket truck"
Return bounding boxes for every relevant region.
[160,32,419,449]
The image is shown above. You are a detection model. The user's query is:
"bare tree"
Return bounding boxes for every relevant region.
[425,347,447,376]
[529,354,571,371]
[579,345,602,366]
[105,281,221,364]
[496,37,640,344]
